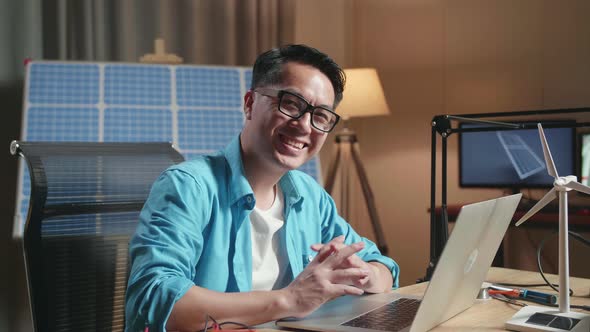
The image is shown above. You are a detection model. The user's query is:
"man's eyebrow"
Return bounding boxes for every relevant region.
[283,89,334,110]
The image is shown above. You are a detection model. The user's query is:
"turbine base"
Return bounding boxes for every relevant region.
[506,305,590,331]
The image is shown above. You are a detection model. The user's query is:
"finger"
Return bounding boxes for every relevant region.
[310,243,323,251]
[312,236,347,263]
[330,268,370,285]
[311,235,345,252]
[354,275,370,288]
[342,254,367,269]
[313,243,338,263]
[338,284,364,296]
[325,242,365,268]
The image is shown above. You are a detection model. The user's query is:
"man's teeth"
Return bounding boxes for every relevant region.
[283,137,305,149]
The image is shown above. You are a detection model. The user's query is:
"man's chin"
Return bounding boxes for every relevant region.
[274,154,308,171]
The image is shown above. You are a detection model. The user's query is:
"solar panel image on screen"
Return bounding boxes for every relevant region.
[496,131,545,180]
[460,123,575,188]
[14,61,323,238]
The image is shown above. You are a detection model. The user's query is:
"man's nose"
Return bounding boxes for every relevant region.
[289,111,313,133]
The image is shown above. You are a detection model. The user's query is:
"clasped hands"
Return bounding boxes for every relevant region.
[282,235,381,318]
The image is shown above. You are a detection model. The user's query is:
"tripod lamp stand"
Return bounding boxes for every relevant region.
[325,68,391,254]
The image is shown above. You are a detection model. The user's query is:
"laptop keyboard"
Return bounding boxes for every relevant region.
[341,298,421,332]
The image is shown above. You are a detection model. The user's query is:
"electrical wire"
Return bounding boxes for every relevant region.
[543,303,590,312]
[497,230,590,297]
[491,293,590,312]
[202,315,255,332]
[537,230,590,297]
[490,294,527,307]
[536,230,572,296]
[497,282,559,288]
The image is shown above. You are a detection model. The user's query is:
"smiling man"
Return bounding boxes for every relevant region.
[125,44,399,332]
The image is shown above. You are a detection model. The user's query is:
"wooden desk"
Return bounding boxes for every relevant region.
[392,267,590,331]
[263,268,589,331]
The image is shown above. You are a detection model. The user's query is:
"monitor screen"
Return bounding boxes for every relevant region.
[581,132,590,186]
[459,122,576,188]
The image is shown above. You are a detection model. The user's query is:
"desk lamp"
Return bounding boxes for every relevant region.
[324,68,390,254]
[506,124,590,331]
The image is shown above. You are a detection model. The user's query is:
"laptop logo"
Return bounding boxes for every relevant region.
[464,249,478,274]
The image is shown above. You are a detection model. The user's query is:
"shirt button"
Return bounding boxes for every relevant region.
[246,196,252,203]
[307,255,314,262]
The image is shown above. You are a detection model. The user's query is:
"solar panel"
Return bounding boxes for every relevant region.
[14,61,323,238]
[496,131,545,180]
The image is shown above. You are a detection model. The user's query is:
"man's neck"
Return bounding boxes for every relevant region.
[240,150,284,211]
[248,172,280,210]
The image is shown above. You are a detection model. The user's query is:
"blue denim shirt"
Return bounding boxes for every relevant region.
[125,135,399,331]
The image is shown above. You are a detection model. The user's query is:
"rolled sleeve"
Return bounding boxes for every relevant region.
[125,170,208,331]
[362,252,400,289]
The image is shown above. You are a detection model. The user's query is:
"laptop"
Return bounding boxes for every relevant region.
[276,193,522,332]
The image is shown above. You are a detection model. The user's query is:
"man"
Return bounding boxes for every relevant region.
[125,44,399,332]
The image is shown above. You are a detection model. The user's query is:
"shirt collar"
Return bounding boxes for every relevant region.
[279,171,303,207]
[221,135,254,207]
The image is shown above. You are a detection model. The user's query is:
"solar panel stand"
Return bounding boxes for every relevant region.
[139,38,183,64]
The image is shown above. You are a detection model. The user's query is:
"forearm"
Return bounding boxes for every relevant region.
[365,262,394,293]
[166,285,291,331]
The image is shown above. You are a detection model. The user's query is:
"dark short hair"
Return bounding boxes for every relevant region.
[250,44,346,108]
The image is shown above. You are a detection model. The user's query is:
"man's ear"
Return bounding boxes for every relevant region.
[243,90,254,120]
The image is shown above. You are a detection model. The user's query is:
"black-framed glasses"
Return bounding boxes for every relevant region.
[255,88,340,133]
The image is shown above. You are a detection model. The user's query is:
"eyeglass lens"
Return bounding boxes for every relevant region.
[279,92,338,132]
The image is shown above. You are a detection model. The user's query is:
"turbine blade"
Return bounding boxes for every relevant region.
[515,187,558,226]
[538,123,559,178]
[565,181,590,196]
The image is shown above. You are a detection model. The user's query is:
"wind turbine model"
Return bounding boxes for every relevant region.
[506,124,590,331]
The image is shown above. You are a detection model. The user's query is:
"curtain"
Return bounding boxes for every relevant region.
[42,0,296,66]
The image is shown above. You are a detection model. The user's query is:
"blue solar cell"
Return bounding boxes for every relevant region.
[42,214,98,236]
[299,157,321,181]
[178,109,244,150]
[244,70,253,90]
[28,63,99,105]
[41,212,140,236]
[104,108,173,142]
[22,166,30,196]
[105,65,171,106]
[176,67,242,107]
[26,107,99,141]
[16,169,30,235]
[181,152,206,162]
[20,198,29,225]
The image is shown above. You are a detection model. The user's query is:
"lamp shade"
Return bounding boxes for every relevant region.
[337,68,390,120]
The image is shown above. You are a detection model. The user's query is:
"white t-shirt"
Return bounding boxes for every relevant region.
[250,187,290,291]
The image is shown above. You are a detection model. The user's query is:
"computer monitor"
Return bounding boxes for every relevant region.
[459,121,576,189]
[581,132,590,186]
